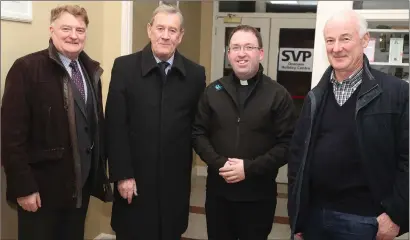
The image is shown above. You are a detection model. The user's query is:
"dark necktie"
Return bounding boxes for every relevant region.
[69,60,86,101]
[158,61,170,80]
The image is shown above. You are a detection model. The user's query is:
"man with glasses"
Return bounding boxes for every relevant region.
[193,25,295,240]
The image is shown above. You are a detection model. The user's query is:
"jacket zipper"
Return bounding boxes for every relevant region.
[235,116,241,152]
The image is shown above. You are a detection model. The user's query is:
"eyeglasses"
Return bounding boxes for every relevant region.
[229,45,260,53]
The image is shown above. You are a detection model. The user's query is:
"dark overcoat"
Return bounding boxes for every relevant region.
[106,44,206,239]
[1,41,112,208]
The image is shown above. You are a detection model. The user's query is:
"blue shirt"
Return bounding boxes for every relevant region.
[58,53,88,103]
[153,53,174,75]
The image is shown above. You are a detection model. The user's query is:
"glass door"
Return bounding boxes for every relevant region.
[268,17,316,183]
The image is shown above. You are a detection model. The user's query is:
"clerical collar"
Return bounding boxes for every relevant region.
[239,80,248,86]
[234,74,257,87]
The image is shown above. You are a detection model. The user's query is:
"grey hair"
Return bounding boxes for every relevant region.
[325,9,368,37]
[149,3,184,30]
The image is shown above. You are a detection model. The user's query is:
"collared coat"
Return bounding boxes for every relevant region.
[288,56,409,238]
[106,44,206,239]
[1,41,113,208]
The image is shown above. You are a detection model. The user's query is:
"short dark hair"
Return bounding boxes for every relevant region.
[228,25,263,48]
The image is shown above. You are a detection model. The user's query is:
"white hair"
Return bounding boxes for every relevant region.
[150,3,184,30]
[325,10,368,37]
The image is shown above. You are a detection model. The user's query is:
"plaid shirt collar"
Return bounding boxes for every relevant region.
[330,67,363,87]
[330,67,363,106]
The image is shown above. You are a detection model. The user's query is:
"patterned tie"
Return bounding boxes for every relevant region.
[69,61,85,101]
[158,61,170,80]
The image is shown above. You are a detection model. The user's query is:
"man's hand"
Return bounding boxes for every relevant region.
[376,213,400,240]
[219,158,245,183]
[294,233,303,240]
[118,178,137,204]
[17,192,41,212]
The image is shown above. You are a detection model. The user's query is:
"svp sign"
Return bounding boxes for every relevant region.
[278,48,314,72]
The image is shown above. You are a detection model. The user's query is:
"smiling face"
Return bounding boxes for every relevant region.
[227,30,264,80]
[147,12,184,61]
[50,12,87,60]
[324,16,369,78]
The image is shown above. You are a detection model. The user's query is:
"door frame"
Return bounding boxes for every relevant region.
[121,1,134,56]
[268,17,316,184]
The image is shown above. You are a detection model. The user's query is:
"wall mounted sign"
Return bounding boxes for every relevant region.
[278,48,314,72]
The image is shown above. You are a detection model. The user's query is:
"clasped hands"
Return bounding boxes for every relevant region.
[219,158,245,183]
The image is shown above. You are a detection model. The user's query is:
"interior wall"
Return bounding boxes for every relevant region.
[178,1,202,64]
[195,1,214,167]
[132,2,158,52]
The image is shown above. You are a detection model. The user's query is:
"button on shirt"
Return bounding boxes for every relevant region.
[330,68,363,106]
[58,53,88,103]
[153,54,174,75]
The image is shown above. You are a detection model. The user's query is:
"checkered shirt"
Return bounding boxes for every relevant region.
[330,68,363,106]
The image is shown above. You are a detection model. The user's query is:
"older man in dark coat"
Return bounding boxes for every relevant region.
[1,5,112,240]
[105,3,206,240]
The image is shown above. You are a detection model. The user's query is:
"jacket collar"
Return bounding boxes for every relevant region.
[220,63,264,87]
[141,43,186,77]
[316,54,379,97]
[219,64,264,107]
[47,39,103,78]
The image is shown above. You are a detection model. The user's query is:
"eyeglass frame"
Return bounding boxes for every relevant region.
[228,45,261,53]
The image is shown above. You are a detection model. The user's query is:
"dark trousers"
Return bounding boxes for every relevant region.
[17,179,91,240]
[205,193,276,240]
[303,208,379,240]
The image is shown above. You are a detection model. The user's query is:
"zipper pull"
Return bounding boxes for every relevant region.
[237,117,240,123]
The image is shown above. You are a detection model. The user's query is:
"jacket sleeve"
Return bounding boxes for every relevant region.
[190,66,207,121]
[243,90,296,178]
[192,87,228,171]
[105,58,134,182]
[381,81,409,229]
[287,94,312,197]
[1,58,38,198]
[287,94,312,232]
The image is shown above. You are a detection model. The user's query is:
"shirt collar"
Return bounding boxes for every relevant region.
[58,52,79,69]
[330,67,363,85]
[153,53,174,67]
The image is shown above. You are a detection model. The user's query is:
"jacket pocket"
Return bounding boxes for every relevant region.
[29,148,65,163]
